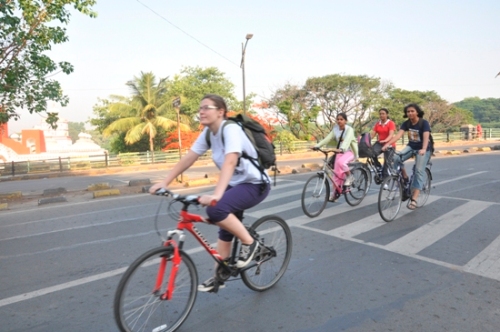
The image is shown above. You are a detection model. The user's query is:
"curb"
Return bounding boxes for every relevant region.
[87,183,111,191]
[0,191,22,199]
[446,150,462,155]
[183,178,217,187]
[38,196,68,205]
[93,189,121,198]
[129,179,151,186]
[301,163,321,169]
[43,188,67,196]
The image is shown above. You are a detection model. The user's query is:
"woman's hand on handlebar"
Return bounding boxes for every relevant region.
[149,182,167,194]
[198,194,219,207]
[310,146,319,151]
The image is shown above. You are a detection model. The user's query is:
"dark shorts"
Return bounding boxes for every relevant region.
[206,182,270,242]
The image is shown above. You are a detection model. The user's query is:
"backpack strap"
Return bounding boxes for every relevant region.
[205,121,230,148]
[205,120,270,189]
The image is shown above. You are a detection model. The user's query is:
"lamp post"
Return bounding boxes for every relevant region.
[172,97,183,182]
[241,33,253,114]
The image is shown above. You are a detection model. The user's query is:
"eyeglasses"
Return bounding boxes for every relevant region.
[198,105,219,112]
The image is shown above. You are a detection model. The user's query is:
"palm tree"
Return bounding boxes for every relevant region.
[103,72,190,152]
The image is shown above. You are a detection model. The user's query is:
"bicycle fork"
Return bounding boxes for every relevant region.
[156,240,181,301]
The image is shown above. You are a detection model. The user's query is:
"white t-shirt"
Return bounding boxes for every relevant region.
[191,121,269,186]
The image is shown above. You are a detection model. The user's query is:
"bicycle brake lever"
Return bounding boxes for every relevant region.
[155,188,169,196]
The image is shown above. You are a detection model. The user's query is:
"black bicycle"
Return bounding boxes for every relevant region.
[377,148,432,222]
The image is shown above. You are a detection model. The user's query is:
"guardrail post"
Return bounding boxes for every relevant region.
[446,132,450,142]
[11,161,15,176]
[59,157,63,172]
[105,152,108,167]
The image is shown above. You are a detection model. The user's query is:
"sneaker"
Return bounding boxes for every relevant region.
[344,174,355,186]
[236,241,259,268]
[198,277,225,292]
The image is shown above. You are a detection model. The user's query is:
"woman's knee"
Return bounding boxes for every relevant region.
[206,206,229,223]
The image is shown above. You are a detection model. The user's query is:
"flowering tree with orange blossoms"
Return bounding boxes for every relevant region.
[163,129,201,150]
[163,109,278,152]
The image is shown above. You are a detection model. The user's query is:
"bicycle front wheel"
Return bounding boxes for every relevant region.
[378,176,402,222]
[114,246,198,332]
[301,174,329,218]
[416,168,432,207]
[345,167,369,206]
[241,215,292,292]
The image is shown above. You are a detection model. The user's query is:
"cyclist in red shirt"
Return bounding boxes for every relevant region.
[370,108,396,178]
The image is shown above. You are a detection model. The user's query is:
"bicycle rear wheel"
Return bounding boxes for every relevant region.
[416,168,432,207]
[378,176,402,222]
[345,166,369,206]
[114,246,198,332]
[241,215,292,292]
[301,174,329,218]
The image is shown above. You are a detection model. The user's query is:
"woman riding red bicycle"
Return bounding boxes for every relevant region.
[149,94,270,292]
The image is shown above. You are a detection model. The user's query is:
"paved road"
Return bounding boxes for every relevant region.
[1,151,500,331]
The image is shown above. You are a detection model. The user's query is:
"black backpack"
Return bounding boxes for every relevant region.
[411,119,434,155]
[205,114,277,185]
[358,132,374,158]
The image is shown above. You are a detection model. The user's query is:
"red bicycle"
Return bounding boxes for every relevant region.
[114,189,292,332]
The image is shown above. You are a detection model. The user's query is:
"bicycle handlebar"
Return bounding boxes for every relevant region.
[312,147,340,155]
[154,188,216,206]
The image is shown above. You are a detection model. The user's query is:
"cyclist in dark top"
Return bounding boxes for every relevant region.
[382,103,431,210]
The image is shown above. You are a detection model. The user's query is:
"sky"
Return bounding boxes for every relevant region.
[8,0,500,133]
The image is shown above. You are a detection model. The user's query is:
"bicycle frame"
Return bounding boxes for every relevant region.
[387,148,432,193]
[154,202,230,300]
[316,149,351,196]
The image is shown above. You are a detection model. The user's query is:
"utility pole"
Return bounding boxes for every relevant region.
[172,97,183,182]
[241,33,253,114]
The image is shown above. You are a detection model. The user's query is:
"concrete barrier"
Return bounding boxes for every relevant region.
[0,203,8,210]
[93,189,121,198]
[447,150,461,155]
[87,183,111,191]
[43,188,67,196]
[38,196,68,205]
[0,191,22,199]
[478,147,491,152]
[183,178,217,187]
[129,179,151,186]
[292,168,311,174]
[301,163,321,169]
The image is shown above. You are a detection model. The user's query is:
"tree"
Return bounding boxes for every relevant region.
[305,74,389,137]
[101,72,190,152]
[268,83,316,140]
[454,97,500,125]
[381,89,473,131]
[166,66,238,120]
[0,0,97,127]
[163,129,200,150]
[68,121,85,142]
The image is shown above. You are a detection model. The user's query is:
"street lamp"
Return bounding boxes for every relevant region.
[241,33,253,114]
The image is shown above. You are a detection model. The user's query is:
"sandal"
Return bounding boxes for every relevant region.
[407,199,418,210]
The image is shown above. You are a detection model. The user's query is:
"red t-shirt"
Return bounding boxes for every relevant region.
[373,120,396,147]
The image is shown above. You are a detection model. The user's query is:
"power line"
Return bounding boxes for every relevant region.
[134,0,239,67]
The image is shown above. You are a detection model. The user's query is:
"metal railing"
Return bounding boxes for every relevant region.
[1,130,499,177]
